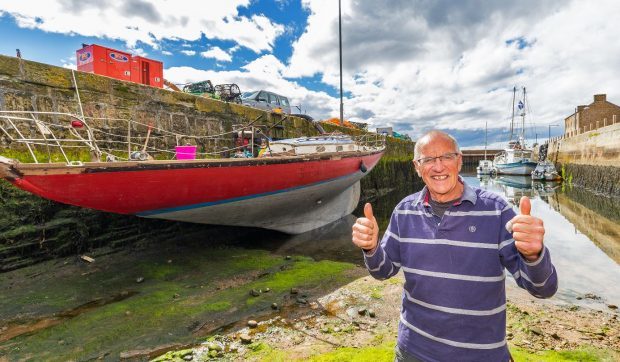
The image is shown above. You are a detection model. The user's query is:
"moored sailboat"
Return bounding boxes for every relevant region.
[493,87,537,175]
[476,121,493,175]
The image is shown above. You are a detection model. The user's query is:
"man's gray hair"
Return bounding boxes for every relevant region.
[413,130,461,161]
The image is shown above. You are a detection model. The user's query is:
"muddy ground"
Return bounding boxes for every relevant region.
[157,271,620,362]
[0,234,618,361]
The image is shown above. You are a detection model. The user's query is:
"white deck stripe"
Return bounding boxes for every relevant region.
[400,315,507,349]
[404,290,506,316]
[402,266,506,282]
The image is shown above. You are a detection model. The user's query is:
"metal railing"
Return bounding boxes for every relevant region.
[0,111,385,164]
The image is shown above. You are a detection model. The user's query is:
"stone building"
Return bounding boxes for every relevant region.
[564,94,620,137]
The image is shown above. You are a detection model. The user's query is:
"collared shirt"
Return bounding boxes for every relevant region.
[364,179,558,362]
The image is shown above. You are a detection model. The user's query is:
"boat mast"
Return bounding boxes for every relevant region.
[338,0,344,127]
[510,86,516,142]
[484,121,487,160]
[521,87,527,145]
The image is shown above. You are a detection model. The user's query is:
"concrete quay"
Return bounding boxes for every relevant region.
[548,122,620,197]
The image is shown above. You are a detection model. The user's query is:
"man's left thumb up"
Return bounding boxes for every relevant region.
[519,196,531,216]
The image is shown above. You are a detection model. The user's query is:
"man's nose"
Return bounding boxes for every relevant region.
[430,157,445,170]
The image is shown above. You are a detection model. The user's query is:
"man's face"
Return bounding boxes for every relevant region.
[413,136,463,202]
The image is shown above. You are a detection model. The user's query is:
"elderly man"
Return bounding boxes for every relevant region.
[352,130,557,362]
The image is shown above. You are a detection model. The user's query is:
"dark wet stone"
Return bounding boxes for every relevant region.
[608,304,618,310]
[576,296,583,300]
[368,309,376,318]
[290,288,299,295]
[551,332,561,339]
[271,303,278,310]
[585,293,601,300]
[249,289,260,297]
[358,307,367,315]
[136,277,144,283]
[296,298,308,304]
[248,320,258,328]
[240,334,252,344]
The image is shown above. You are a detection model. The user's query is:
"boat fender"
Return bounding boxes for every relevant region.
[359,161,367,173]
[130,151,148,161]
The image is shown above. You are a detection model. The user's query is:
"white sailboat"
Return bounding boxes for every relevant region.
[493,87,538,175]
[476,121,493,175]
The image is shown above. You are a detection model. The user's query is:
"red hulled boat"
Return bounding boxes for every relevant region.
[0,111,384,233]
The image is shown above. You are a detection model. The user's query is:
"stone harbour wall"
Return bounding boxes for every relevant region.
[548,122,620,197]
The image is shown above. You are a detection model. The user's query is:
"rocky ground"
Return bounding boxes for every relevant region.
[155,270,620,361]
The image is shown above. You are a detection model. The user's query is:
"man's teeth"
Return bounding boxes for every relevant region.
[432,175,448,180]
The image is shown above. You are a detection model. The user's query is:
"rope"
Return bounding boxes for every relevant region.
[71,70,85,121]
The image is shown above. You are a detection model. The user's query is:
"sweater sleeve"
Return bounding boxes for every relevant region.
[363,209,402,280]
[498,204,558,298]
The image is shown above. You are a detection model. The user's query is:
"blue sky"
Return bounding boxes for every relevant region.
[0,0,618,148]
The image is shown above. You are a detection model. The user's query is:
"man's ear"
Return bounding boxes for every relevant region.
[412,160,421,177]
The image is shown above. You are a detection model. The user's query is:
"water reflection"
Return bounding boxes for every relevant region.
[468,173,620,308]
[273,172,620,308]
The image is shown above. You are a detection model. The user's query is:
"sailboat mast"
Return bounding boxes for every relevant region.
[510,86,516,142]
[521,87,527,142]
[484,121,487,160]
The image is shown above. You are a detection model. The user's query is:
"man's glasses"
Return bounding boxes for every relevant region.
[415,152,460,167]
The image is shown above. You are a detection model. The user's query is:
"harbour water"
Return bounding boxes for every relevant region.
[285,171,620,309]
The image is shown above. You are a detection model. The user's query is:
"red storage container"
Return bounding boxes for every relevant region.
[130,56,163,88]
[77,44,131,82]
[76,44,163,88]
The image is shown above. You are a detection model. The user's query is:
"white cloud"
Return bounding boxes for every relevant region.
[282,0,620,146]
[0,0,285,52]
[161,50,173,56]
[4,0,618,148]
[200,47,232,62]
[180,50,196,56]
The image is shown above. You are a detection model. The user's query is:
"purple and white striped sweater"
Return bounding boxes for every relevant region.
[364,180,558,362]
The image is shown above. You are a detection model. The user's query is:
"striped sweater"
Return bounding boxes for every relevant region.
[364,180,558,362]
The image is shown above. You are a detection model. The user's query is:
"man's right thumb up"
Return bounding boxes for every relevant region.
[364,203,375,221]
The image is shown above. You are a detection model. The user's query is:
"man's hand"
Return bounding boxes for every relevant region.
[352,203,379,252]
[509,196,545,262]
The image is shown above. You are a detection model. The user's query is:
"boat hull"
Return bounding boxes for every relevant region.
[1,151,383,234]
[494,161,537,176]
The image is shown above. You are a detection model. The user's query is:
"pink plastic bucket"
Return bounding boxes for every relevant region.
[175,145,197,160]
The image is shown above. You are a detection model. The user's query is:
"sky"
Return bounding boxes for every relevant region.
[0,0,618,148]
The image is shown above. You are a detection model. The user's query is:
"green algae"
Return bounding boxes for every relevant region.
[510,347,619,361]
[242,341,617,362]
[0,247,355,361]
